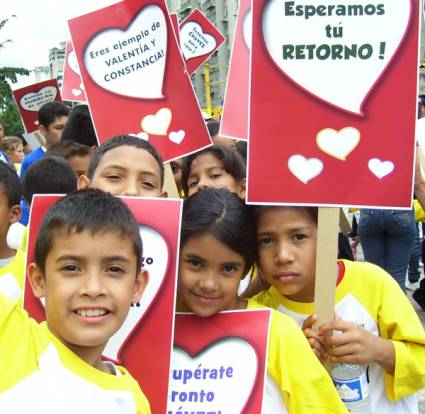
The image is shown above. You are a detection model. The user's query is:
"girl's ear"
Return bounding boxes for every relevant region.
[238,178,246,200]
[28,263,46,298]
[8,204,21,225]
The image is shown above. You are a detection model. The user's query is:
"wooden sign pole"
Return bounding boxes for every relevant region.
[314,207,339,327]
[163,162,180,199]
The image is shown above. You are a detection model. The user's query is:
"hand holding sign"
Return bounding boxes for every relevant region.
[84,4,167,99]
[262,0,411,115]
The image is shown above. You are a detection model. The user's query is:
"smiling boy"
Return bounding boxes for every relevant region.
[78,135,164,197]
[0,189,150,413]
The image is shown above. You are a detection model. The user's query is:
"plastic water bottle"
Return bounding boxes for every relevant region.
[331,364,372,413]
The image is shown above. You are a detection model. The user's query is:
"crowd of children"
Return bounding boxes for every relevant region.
[0,98,424,414]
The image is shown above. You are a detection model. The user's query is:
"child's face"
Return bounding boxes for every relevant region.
[29,229,147,359]
[179,232,246,317]
[8,145,24,164]
[68,154,91,177]
[80,146,162,197]
[256,208,317,303]
[0,185,20,243]
[187,153,244,197]
[41,115,68,146]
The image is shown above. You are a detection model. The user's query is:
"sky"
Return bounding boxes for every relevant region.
[0,0,120,87]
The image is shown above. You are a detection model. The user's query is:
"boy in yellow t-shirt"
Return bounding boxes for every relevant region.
[0,162,25,304]
[0,189,151,413]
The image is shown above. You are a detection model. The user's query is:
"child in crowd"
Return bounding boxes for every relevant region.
[22,156,78,209]
[0,137,24,173]
[252,206,425,413]
[47,140,92,177]
[20,102,70,179]
[0,162,24,304]
[181,145,246,198]
[177,188,347,413]
[0,189,150,412]
[61,104,98,149]
[78,135,164,197]
[19,102,70,226]
[206,120,237,151]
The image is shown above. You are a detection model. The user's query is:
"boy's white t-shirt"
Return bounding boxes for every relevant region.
[0,292,151,414]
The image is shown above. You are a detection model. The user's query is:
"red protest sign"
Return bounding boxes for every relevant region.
[247,0,419,208]
[170,13,180,46]
[169,310,270,414]
[13,79,62,133]
[61,41,87,103]
[68,0,212,163]
[24,195,181,414]
[220,0,251,141]
[179,9,226,76]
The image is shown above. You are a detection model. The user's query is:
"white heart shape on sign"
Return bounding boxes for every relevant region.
[141,108,172,135]
[243,9,252,50]
[180,21,217,60]
[84,4,167,99]
[262,1,411,114]
[103,225,169,362]
[316,127,361,160]
[169,130,185,144]
[72,88,82,97]
[288,154,323,184]
[168,337,258,413]
[368,158,394,179]
[68,50,81,75]
[20,87,57,112]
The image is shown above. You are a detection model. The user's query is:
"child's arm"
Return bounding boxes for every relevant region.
[318,317,395,373]
[318,266,425,401]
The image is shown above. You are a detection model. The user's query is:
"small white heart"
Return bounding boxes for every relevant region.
[368,158,394,179]
[169,130,185,144]
[316,127,360,160]
[72,88,82,97]
[288,154,323,184]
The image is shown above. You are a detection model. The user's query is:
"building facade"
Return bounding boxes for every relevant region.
[48,42,66,89]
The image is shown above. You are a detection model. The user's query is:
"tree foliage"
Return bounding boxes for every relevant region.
[0,16,30,135]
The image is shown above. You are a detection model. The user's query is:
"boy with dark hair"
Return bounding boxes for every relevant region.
[78,135,165,197]
[47,141,92,177]
[0,162,24,304]
[19,102,70,225]
[21,102,70,179]
[61,104,98,148]
[0,189,150,412]
[22,156,78,207]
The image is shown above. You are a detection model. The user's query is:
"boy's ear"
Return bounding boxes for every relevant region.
[77,174,91,190]
[28,263,46,298]
[133,269,149,303]
[38,124,47,138]
[9,204,21,224]
[238,178,246,200]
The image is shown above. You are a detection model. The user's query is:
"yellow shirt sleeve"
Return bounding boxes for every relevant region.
[247,299,348,413]
[368,268,425,400]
